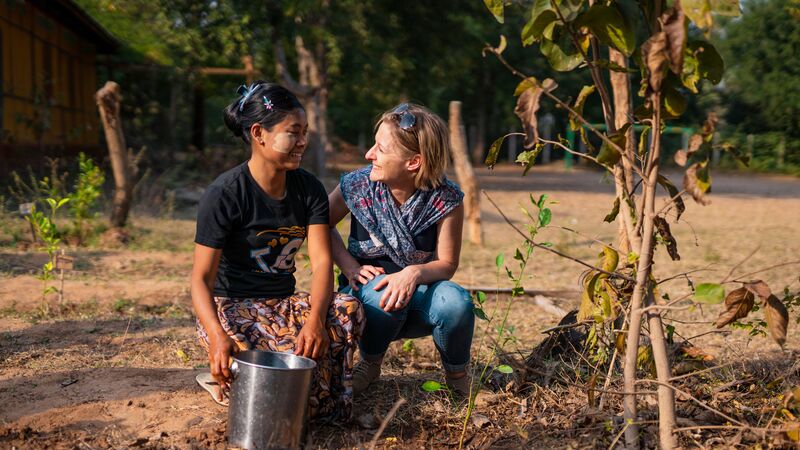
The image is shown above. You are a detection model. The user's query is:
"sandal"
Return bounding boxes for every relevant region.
[195,372,229,407]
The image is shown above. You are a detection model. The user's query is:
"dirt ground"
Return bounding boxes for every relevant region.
[1,163,799,449]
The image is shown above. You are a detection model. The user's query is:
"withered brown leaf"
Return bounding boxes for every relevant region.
[661,0,687,75]
[654,216,680,260]
[642,31,668,92]
[714,287,755,328]
[514,78,557,149]
[765,294,789,347]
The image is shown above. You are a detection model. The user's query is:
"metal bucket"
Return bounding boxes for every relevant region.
[228,350,316,450]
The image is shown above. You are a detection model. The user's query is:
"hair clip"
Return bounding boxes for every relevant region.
[236,83,259,112]
[263,96,273,111]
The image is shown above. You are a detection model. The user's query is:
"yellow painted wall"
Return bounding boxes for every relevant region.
[1,0,101,148]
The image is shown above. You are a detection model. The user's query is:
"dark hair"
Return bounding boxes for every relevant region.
[223,81,304,144]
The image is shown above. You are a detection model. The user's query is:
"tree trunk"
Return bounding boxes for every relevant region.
[275,36,329,177]
[608,49,640,255]
[95,81,131,228]
[449,101,482,246]
[622,94,677,450]
[191,82,205,152]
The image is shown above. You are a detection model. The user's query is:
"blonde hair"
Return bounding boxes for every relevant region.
[375,103,450,190]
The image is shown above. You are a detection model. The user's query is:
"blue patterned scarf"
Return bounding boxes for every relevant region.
[340,166,464,267]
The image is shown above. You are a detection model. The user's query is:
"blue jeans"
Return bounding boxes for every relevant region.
[342,275,474,372]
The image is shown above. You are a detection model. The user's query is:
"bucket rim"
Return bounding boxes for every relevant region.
[233,350,317,371]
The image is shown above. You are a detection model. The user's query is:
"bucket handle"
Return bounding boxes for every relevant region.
[229,358,239,379]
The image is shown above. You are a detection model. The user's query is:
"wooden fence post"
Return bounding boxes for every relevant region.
[96,81,132,228]
[448,101,482,246]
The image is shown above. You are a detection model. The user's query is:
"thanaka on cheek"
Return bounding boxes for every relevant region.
[271,133,295,154]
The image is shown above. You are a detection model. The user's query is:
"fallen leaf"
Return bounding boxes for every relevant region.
[471,413,491,428]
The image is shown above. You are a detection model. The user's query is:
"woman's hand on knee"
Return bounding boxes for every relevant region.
[294,316,330,360]
[374,267,420,312]
[345,264,385,291]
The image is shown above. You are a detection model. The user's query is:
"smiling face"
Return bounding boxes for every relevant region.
[251,109,308,169]
[366,122,420,186]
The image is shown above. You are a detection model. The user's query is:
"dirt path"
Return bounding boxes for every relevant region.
[1,164,799,448]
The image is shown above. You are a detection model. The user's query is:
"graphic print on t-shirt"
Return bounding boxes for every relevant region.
[250,226,306,274]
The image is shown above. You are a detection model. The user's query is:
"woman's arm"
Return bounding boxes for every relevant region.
[294,223,333,359]
[191,244,238,398]
[374,204,465,310]
[328,186,384,289]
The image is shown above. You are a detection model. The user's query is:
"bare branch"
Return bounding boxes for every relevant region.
[483,191,636,282]
[730,259,800,283]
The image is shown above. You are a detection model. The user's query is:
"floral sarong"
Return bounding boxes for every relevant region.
[197,292,364,421]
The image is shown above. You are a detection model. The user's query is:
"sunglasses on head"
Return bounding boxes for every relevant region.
[392,103,417,130]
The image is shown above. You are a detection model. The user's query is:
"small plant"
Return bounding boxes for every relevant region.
[69,153,105,243]
[25,196,69,304]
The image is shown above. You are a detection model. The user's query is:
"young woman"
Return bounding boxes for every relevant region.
[191,81,363,420]
[328,103,474,395]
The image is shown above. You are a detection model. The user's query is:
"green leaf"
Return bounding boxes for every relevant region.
[483,0,505,24]
[693,283,725,304]
[570,85,596,131]
[638,126,650,156]
[56,198,70,208]
[663,81,687,118]
[657,174,686,220]
[522,9,557,46]
[485,135,508,169]
[683,0,740,30]
[496,364,514,374]
[600,246,619,273]
[604,197,620,223]
[516,144,545,176]
[495,253,505,269]
[421,380,444,392]
[402,339,415,352]
[511,286,524,297]
[537,194,548,209]
[555,0,584,22]
[476,291,487,305]
[596,127,628,166]
[514,77,539,96]
[474,307,489,321]
[538,208,552,227]
[576,4,636,56]
[682,40,723,93]
[541,34,584,72]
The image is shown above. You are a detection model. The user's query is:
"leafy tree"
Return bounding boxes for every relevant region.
[718,0,800,136]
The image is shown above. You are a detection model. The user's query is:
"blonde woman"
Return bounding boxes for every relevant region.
[328,103,474,395]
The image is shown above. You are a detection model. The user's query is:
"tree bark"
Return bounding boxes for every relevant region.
[449,101,482,245]
[95,81,131,228]
[274,37,329,177]
[608,49,640,255]
[622,94,677,450]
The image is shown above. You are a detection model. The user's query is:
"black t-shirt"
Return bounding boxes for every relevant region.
[337,216,437,288]
[195,163,329,298]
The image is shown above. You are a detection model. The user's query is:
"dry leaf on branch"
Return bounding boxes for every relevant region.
[714,287,755,328]
[764,294,789,347]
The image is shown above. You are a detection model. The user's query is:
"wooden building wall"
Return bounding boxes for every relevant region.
[0,0,100,160]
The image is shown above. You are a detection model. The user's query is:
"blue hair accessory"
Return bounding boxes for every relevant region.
[236,84,259,112]
[263,96,273,111]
